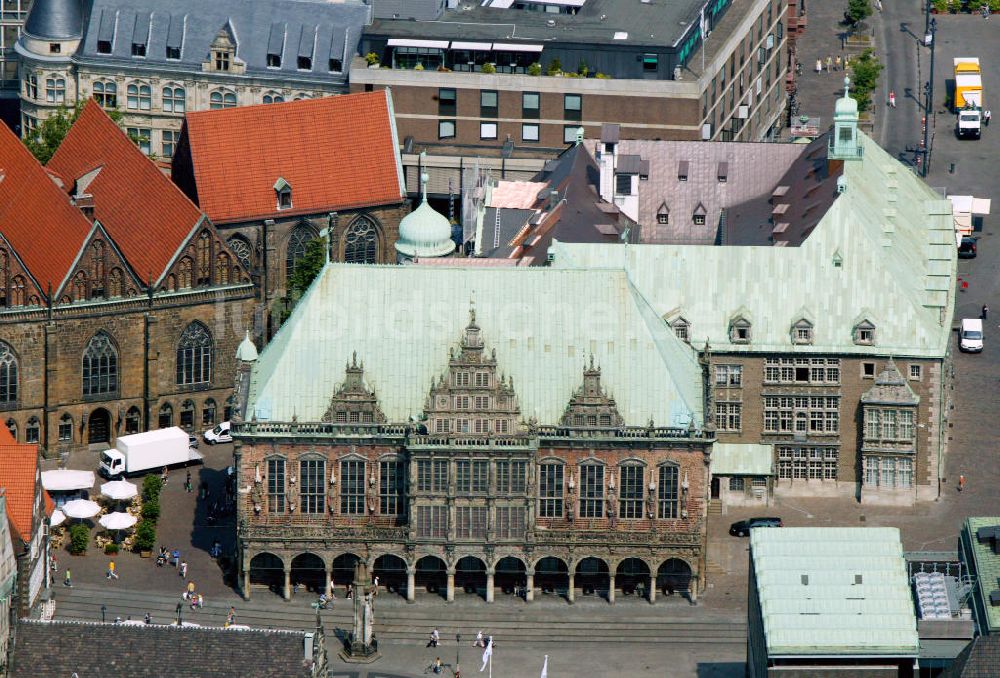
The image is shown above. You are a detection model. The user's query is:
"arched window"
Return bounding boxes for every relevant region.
[209,89,237,109]
[93,80,117,108]
[5,419,15,441]
[215,253,232,285]
[0,342,18,405]
[125,406,141,434]
[58,413,73,442]
[108,268,124,298]
[177,257,193,288]
[657,464,679,519]
[196,232,211,285]
[162,85,185,113]
[286,226,314,281]
[25,416,39,444]
[126,82,151,110]
[91,241,105,298]
[11,277,26,307]
[165,274,177,292]
[263,92,284,104]
[158,403,173,429]
[202,398,217,426]
[45,77,65,103]
[73,271,87,301]
[224,394,236,422]
[343,216,379,264]
[180,399,195,430]
[226,236,253,271]
[176,322,213,386]
[0,249,8,307]
[82,332,118,397]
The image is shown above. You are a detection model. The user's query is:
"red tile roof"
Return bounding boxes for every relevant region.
[181,91,404,224]
[0,426,40,542]
[0,123,92,295]
[48,100,203,284]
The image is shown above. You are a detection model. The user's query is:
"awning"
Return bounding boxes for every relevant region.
[451,41,492,51]
[492,42,544,53]
[710,443,774,476]
[387,38,449,49]
[41,470,95,492]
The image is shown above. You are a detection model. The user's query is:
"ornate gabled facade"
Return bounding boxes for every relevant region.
[859,362,920,505]
[235,265,711,608]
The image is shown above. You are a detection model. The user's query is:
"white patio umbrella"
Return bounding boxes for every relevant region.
[50,509,66,527]
[99,512,137,530]
[41,470,95,492]
[62,499,101,519]
[100,480,138,501]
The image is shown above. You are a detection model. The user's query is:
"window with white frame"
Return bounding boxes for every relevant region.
[764,357,840,384]
[162,86,185,113]
[267,457,286,512]
[126,83,151,110]
[579,464,604,518]
[522,123,539,142]
[764,395,839,433]
[126,128,151,154]
[299,458,326,513]
[379,460,404,514]
[618,465,644,519]
[92,80,117,108]
[161,130,178,158]
[729,476,745,491]
[438,120,456,139]
[496,460,526,494]
[776,445,838,480]
[863,407,915,443]
[863,455,912,489]
[23,74,37,99]
[209,90,237,109]
[657,465,679,518]
[715,401,742,432]
[715,364,742,386]
[671,318,689,342]
[480,122,498,140]
[792,319,813,345]
[45,77,65,103]
[538,462,564,517]
[909,364,922,380]
[854,320,876,345]
[729,317,751,343]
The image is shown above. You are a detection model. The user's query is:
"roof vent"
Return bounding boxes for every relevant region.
[854,574,863,585]
[801,574,809,586]
[547,19,556,27]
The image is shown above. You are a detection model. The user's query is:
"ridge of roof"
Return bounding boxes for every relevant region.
[181,91,405,224]
[0,123,92,296]
[47,100,204,285]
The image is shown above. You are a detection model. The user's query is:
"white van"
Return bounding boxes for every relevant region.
[960,318,984,352]
[203,421,232,445]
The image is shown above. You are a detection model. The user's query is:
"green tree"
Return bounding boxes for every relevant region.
[68,524,89,555]
[141,474,163,502]
[134,520,156,553]
[23,99,125,163]
[286,237,328,297]
[850,48,883,113]
[846,0,872,24]
[141,499,160,523]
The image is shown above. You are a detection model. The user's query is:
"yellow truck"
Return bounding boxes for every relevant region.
[954,58,983,139]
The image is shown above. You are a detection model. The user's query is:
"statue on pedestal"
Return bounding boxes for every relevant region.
[339,560,381,663]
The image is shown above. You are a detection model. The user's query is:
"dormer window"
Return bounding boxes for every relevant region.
[657,211,669,225]
[49,43,61,54]
[297,55,312,70]
[730,317,751,344]
[329,58,343,72]
[792,319,813,345]
[693,202,707,226]
[274,178,292,210]
[215,50,231,71]
[132,42,146,57]
[166,46,181,60]
[677,160,689,182]
[97,40,112,54]
[267,53,281,68]
[671,318,690,343]
[854,320,876,345]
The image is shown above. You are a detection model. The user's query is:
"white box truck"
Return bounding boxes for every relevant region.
[99,427,204,479]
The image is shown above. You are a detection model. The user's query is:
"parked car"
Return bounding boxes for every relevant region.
[729,517,783,537]
[958,236,977,259]
[188,435,199,449]
[960,318,984,353]
[203,421,232,445]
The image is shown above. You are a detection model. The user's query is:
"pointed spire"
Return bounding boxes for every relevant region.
[843,75,850,99]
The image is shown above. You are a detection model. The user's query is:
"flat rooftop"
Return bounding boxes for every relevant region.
[368,0,710,49]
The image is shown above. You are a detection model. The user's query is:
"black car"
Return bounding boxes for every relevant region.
[729,517,783,537]
[958,237,977,259]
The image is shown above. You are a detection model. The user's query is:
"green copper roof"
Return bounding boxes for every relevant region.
[710,443,773,476]
[752,527,918,657]
[961,517,1000,633]
[246,264,703,426]
[551,133,956,358]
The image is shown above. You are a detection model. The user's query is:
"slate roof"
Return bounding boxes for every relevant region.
[178,91,405,225]
[0,426,40,543]
[369,0,712,49]
[960,517,1000,634]
[22,0,82,40]
[584,134,809,245]
[942,635,1000,678]
[48,100,204,286]
[76,0,367,84]
[11,620,316,678]
[553,132,956,358]
[246,263,703,428]
[0,121,92,296]
[751,527,919,656]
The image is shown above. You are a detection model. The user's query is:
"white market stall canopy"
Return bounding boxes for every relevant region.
[100,480,138,501]
[50,509,66,527]
[99,512,137,530]
[62,499,101,519]
[41,470,95,492]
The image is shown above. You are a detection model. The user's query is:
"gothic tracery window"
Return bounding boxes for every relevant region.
[177,257,193,288]
[286,226,314,281]
[176,322,213,386]
[227,235,253,271]
[196,232,211,285]
[82,332,118,397]
[0,342,18,405]
[343,216,379,264]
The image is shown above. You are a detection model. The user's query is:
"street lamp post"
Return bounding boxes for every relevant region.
[456,633,462,677]
[922,18,937,177]
[100,604,106,624]
[175,602,183,625]
[925,0,931,36]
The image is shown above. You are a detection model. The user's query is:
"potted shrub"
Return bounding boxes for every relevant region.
[141,474,162,503]
[105,543,119,555]
[481,63,496,74]
[68,524,89,555]
[365,52,380,68]
[528,62,542,76]
[134,519,156,557]
[414,62,425,71]
[141,499,160,523]
[547,58,563,77]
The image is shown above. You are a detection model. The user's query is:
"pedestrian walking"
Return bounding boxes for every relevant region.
[179,560,187,578]
[432,657,442,674]
[982,304,989,320]
[427,628,440,648]
[64,569,72,587]
[959,475,966,492]
[875,0,882,12]
[985,110,992,126]
[373,575,379,597]
[474,630,484,647]
[161,466,168,484]
[826,56,832,72]
[185,470,192,493]
[186,581,195,600]
[107,560,118,580]
[50,555,58,572]
[888,91,896,108]
[834,55,841,71]
[815,58,822,74]
[144,612,152,624]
